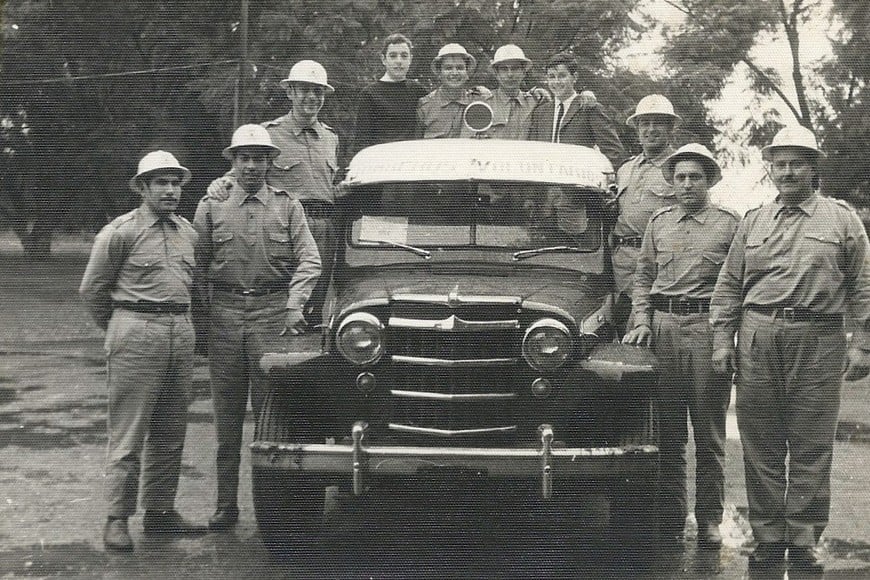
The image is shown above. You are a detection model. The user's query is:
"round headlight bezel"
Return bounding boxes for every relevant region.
[335,312,385,366]
[522,318,573,372]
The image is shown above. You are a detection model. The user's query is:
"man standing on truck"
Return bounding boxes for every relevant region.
[417,43,485,139]
[81,151,207,552]
[611,94,681,333]
[459,44,548,140]
[710,126,870,574]
[527,53,626,168]
[350,33,428,158]
[623,144,737,549]
[207,60,338,329]
[194,125,321,532]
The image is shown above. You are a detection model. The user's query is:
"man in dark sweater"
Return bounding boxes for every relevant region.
[350,33,427,158]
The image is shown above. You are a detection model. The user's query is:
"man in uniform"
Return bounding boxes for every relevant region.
[459,44,546,140]
[611,94,681,332]
[527,53,626,168]
[80,151,206,552]
[194,125,321,531]
[207,60,338,328]
[350,33,428,158]
[417,43,481,139]
[623,144,737,548]
[711,125,870,573]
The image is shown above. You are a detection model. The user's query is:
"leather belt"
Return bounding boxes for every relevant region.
[613,235,642,248]
[651,295,711,315]
[114,301,189,314]
[212,282,288,297]
[300,200,335,219]
[746,305,843,324]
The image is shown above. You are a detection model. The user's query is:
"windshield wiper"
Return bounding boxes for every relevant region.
[512,245,583,261]
[366,240,432,259]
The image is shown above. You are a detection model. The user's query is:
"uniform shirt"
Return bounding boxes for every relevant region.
[633,203,739,328]
[193,183,322,311]
[459,88,539,140]
[417,87,472,139]
[613,147,676,238]
[711,193,870,350]
[262,113,339,204]
[79,205,197,329]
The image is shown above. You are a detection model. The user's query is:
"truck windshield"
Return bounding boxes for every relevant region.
[349,182,603,252]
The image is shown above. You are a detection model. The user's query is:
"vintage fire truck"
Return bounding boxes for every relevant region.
[249,136,660,557]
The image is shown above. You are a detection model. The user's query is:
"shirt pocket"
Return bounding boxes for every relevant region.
[212,231,235,263]
[801,231,843,271]
[698,251,726,285]
[655,251,676,284]
[268,232,292,262]
[744,233,768,274]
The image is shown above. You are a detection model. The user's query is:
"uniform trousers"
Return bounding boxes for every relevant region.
[653,310,731,535]
[302,209,336,327]
[736,309,846,546]
[209,290,290,511]
[104,308,195,518]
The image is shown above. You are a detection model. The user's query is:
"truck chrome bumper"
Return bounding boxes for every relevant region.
[250,422,658,499]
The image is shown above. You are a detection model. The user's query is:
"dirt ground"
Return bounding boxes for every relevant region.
[2,234,870,579]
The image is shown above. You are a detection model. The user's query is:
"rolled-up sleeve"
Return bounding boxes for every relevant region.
[710,218,748,351]
[79,226,124,330]
[286,199,322,310]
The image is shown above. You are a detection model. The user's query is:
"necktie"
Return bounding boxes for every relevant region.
[553,102,565,143]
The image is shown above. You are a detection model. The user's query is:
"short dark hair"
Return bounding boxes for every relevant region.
[382,33,413,55]
[673,155,717,183]
[545,53,577,75]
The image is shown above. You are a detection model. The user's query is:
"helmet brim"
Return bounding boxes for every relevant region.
[129,167,192,192]
[278,79,335,94]
[221,143,282,161]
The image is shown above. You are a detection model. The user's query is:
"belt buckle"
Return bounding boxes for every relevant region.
[239,288,257,296]
[782,307,796,322]
[676,295,690,315]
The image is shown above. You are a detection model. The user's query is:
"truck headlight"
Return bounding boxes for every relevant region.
[522,318,572,372]
[336,312,384,366]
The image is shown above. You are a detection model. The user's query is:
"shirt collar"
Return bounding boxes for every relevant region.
[675,204,710,224]
[435,87,470,107]
[639,145,675,168]
[138,204,176,228]
[287,113,325,138]
[774,192,819,218]
[235,182,270,206]
[555,92,578,110]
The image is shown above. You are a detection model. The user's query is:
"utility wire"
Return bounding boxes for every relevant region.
[2,59,239,86]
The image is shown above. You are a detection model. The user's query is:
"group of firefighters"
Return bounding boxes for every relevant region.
[78,33,870,575]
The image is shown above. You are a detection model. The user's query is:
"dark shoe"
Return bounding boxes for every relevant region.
[103,517,134,552]
[697,522,723,549]
[208,507,239,531]
[143,510,208,535]
[748,542,786,571]
[788,545,824,573]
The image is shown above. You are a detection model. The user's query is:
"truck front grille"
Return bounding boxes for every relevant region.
[385,299,524,437]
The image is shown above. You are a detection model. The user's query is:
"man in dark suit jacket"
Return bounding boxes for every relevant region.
[528,53,627,169]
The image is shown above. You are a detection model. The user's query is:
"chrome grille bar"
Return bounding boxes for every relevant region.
[391,355,517,368]
[389,315,519,332]
[388,424,518,437]
[391,389,516,401]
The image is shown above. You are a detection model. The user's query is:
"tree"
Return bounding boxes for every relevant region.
[817,0,870,207]
[0,0,648,258]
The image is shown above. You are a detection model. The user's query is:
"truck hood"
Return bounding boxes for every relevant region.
[332,270,609,327]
